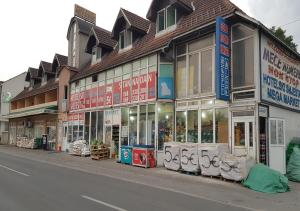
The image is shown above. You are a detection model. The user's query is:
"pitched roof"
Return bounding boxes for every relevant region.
[55,54,68,66]
[40,61,53,74]
[28,68,39,79]
[72,0,241,82]
[93,26,117,48]
[67,17,95,40]
[12,78,58,102]
[121,8,151,33]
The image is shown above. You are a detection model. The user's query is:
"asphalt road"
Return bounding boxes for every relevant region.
[0,151,252,211]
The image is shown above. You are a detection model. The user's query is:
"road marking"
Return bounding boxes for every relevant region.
[0,164,30,177]
[81,195,128,211]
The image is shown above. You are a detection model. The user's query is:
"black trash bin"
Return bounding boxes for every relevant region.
[42,134,48,150]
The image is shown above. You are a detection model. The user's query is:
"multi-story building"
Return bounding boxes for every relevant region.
[0,73,28,144]
[8,0,300,174]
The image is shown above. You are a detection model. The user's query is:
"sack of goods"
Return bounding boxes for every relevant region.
[70,140,90,156]
[164,142,181,171]
[287,147,300,182]
[16,137,35,149]
[180,144,199,173]
[220,153,255,181]
[199,144,229,176]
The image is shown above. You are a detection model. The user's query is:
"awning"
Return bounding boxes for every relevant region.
[5,106,58,119]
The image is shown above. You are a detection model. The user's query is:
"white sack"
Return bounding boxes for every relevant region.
[163,142,181,171]
[220,153,255,181]
[180,144,199,172]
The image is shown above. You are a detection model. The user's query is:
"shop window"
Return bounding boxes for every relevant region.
[84,112,90,143]
[201,109,213,143]
[97,111,104,142]
[176,111,186,142]
[121,108,129,146]
[176,56,187,98]
[232,24,254,89]
[188,53,199,95]
[158,103,174,150]
[188,36,213,52]
[270,119,285,145]
[187,110,198,143]
[147,104,156,146]
[72,124,78,142]
[201,49,213,93]
[139,105,147,145]
[129,107,138,145]
[90,112,97,142]
[234,122,245,146]
[215,108,229,143]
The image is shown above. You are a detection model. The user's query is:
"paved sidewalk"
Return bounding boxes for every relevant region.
[0,145,299,211]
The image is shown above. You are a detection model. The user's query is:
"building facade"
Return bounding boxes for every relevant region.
[0,73,28,144]
[8,0,300,174]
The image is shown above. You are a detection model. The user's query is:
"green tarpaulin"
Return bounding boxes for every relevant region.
[286,138,300,165]
[287,147,300,182]
[243,164,290,193]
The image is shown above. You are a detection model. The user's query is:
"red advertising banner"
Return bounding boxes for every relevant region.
[85,89,91,108]
[122,78,131,103]
[105,84,113,106]
[139,74,147,101]
[90,87,98,108]
[113,81,122,105]
[70,93,80,111]
[98,85,105,107]
[132,147,156,168]
[79,113,85,121]
[132,76,139,102]
[148,71,156,100]
[79,91,85,109]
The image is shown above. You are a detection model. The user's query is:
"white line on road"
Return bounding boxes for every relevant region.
[0,164,30,177]
[81,195,128,211]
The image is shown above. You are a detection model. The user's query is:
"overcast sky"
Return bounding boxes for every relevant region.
[0,0,299,81]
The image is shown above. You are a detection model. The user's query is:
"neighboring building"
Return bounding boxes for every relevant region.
[8,54,68,147]
[0,72,28,144]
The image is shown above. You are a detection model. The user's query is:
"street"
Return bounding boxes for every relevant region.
[0,150,251,211]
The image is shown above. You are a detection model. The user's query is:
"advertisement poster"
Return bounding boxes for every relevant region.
[158,64,174,99]
[90,87,98,108]
[85,89,91,108]
[122,78,131,103]
[113,80,122,105]
[148,71,156,100]
[79,91,85,109]
[261,35,300,111]
[132,148,147,167]
[139,74,147,101]
[215,16,231,101]
[132,76,139,102]
[105,84,113,106]
[98,85,105,107]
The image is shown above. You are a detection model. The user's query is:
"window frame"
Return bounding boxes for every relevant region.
[156,6,177,33]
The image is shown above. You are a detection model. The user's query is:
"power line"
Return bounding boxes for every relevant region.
[280,18,300,27]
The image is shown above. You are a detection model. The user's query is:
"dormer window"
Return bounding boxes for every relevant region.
[119,29,132,50]
[92,46,102,65]
[157,6,177,33]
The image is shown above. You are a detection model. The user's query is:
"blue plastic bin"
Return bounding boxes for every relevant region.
[121,145,133,165]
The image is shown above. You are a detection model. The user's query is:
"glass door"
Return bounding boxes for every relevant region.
[232,117,255,158]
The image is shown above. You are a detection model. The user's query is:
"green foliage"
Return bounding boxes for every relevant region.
[91,139,103,146]
[270,26,298,51]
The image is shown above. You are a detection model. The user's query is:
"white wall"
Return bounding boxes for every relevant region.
[269,105,300,147]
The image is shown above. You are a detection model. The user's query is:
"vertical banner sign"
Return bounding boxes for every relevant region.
[85,89,91,108]
[148,71,156,100]
[79,112,85,125]
[139,74,147,101]
[90,87,98,108]
[158,64,174,99]
[98,84,105,107]
[261,35,300,111]
[122,78,131,103]
[132,76,139,102]
[79,91,85,109]
[215,16,231,101]
[70,94,75,111]
[113,80,122,105]
[106,83,113,106]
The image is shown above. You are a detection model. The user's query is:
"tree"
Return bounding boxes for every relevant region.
[270,26,298,51]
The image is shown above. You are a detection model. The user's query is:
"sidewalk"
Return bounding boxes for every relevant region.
[0,145,299,211]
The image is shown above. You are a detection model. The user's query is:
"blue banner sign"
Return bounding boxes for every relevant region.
[158,64,174,99]
[215,16,231,101]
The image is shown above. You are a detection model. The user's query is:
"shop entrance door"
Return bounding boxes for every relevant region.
[232,117,255,158]
[269,118,286,174]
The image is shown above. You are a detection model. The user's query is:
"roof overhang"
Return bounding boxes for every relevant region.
[6,106,58,119]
